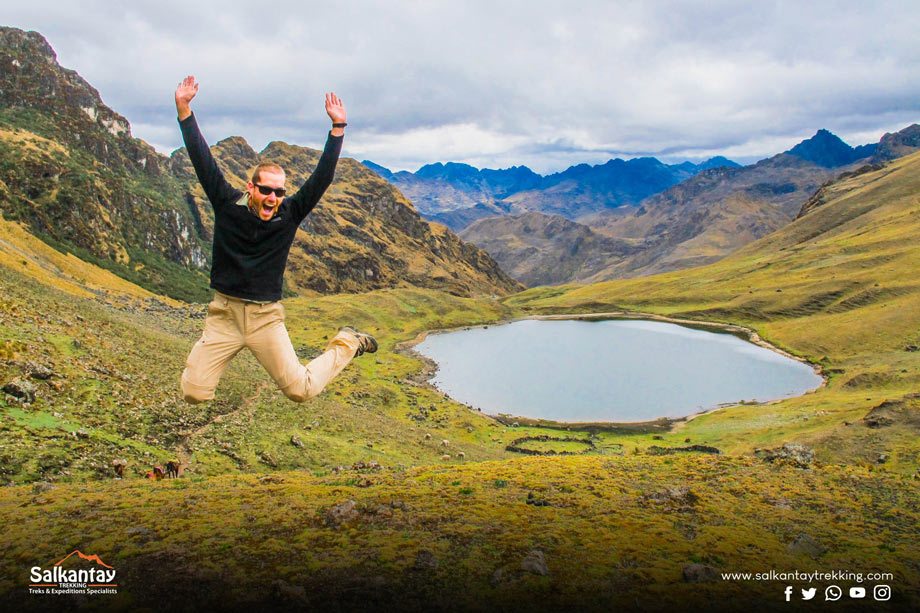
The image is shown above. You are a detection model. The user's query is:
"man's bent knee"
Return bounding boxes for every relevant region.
[280,381,322,403]
[180,372,215,404]
[281,387,309,403]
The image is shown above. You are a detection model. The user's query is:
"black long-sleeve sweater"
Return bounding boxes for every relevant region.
[179,113,343,301]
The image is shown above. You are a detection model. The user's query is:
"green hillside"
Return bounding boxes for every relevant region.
[2,153,919,608]
[508,150,920,472]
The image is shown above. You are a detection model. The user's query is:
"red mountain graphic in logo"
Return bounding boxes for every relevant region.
[54,550,114,569]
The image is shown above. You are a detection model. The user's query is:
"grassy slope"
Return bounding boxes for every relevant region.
[0,221,524,485]
[508,151,920,473]
[2,153,920,607]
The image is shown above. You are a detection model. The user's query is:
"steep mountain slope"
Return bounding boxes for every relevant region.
[427,200,512,231]
[872,123,920,162]
[581,129,897,278]
[460,211,637,286]
[786,128,876,166]
[582,154,843,278]
[0,27,209,301]
[0,26,519,300]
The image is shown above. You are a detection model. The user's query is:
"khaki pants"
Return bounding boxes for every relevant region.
[180,292,359,403]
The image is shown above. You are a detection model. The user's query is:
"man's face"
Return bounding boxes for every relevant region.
[247,170,286,221]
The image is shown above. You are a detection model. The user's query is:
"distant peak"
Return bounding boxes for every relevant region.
[786,129,862,168]
[215,135,256,157]
[361,160,393,179]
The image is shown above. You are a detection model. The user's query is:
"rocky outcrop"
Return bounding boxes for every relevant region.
[0,27,208,301]
[872,124,920,163]
[755,443,815,468]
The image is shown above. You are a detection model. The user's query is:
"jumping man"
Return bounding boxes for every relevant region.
[175,76,376,404]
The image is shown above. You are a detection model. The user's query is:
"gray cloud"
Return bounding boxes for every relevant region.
[5,0,919,173]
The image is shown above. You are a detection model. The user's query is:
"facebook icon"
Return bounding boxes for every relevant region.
[785,586,794,601]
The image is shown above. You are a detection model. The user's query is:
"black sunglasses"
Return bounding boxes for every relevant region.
[254,183,286,198]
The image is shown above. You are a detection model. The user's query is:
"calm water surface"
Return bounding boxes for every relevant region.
[414,319,823,422]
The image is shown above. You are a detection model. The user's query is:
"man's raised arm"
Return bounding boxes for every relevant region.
[288,92,346,221]
[175,76,238,209]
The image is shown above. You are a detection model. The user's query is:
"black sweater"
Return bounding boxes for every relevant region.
[179,113,343,301]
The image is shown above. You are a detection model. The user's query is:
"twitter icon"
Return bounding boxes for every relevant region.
[802,587,817,600]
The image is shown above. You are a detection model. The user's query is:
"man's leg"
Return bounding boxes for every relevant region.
[246,302,360,402]
[180,294,244,403]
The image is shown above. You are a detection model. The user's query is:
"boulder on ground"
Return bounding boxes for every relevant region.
[325,500,359,527]
[521,550,549,576]
[755,443,815,468]
[3,377,36,403]
[26,361,54,380]
[682,563,719,583]
[787,533,826,558]
[642,487,699,511]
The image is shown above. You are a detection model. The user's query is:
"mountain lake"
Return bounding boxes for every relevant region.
[413,318,824,423]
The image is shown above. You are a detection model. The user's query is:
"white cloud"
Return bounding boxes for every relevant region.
[4,0,919,172]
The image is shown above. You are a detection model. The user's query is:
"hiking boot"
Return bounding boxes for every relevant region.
[339,326,378,357]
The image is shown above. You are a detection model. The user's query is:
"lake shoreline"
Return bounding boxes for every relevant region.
[395,310,827,432]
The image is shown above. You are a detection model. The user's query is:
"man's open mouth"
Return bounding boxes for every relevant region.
[262,204,275,216]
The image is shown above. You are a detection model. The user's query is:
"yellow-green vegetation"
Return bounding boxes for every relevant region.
[2,152,920,608]
[0,259,529,485]
[1,455,916,609]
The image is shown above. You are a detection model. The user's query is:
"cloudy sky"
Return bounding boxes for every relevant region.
[5,0,919,173]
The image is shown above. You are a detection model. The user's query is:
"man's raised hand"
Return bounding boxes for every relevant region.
[325,92,347,135]
[175,76,199,121]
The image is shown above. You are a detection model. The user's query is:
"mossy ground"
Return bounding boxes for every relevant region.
[2,456,917,610]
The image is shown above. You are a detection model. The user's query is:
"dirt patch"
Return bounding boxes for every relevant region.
[863,394,920,429]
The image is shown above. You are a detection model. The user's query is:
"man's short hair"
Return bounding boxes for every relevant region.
[250,162,285,184]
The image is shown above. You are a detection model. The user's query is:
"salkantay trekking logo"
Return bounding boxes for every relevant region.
[29,550,118,596]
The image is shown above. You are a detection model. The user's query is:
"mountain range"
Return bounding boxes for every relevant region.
[4,24,919,297]
[458,124,920,286]
[363,156,740,230]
